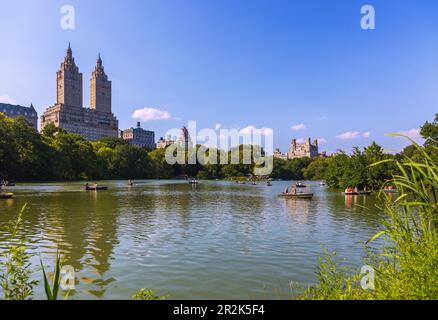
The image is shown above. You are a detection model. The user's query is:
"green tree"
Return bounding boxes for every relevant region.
[420,113,438,147]
[0,113,18,180]
[10,117,53,180]
[48,131,98,180]
[110,144,152,179]
[148,148,174,178]
[420,113,438,159]
[363,142,394,190]
[303,157,330,180]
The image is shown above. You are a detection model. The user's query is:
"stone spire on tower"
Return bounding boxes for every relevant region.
[92,53,108,80]
[56,43,83,107]
[90,53,111,113]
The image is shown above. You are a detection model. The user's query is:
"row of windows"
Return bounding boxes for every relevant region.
[1,109,37,117]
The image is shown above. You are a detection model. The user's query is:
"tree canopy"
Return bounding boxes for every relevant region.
[1,113,436,189]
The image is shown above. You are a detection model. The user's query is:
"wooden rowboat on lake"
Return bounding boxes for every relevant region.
[84,186,108,191]
[342,191,372,196]
[0,193,14,199]
[278,192,314,199]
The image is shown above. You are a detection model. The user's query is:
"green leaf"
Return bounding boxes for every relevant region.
[40,258,53,300]
[366,230,386,245]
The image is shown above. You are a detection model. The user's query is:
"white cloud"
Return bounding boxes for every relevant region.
[239,125,273,136]
[399,128,422,140]
[362,131,371,138]
[317,138,328,145]
[291,123,306,131]
[336,131,360,140]
[0,94,16,104]
[132,107,171,121]
[215,123,221,130]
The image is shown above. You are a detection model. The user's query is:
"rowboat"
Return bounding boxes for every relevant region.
[278,192,314,199]
[0,193,14,199]
[84,186,108,191]
[343,191,372,196]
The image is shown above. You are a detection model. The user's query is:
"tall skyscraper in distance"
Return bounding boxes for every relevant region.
[41,44,118,141]
[90,53,112,113]
[56,43,83,108]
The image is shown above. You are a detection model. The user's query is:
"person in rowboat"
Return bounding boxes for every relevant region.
[291,187,297,195]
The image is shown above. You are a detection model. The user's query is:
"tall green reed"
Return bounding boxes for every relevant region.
[302,136,438,300]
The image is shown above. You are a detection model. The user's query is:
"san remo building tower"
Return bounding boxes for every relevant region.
[41,44,118,141]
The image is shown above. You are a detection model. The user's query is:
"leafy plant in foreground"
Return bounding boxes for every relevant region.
[132,288,168,300]
[302,137,438,300]
[0,204,38,300]
[40,252,64,300]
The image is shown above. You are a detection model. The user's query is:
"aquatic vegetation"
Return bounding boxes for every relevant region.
[0,204,38,300]
[132,288,168,300]
[302,138,438,300]
[40,252,63,300]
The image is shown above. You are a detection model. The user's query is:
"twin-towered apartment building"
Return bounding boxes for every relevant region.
[40,44,119,141]
[0,44,154,148]
[2,45,322,157]
[1,45,190,151]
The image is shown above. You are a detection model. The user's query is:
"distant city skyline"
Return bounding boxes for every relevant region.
[1,0,437,153]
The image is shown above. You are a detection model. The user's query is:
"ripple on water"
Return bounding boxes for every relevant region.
[0,180,382,299]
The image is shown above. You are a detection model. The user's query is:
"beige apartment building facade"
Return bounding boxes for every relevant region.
[41,44,118,141]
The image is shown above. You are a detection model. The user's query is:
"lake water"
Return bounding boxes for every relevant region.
[0,180,383,299]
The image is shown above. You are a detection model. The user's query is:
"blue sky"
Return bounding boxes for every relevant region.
[0,0,437,153]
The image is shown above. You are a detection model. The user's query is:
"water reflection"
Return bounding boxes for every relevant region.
[0,181,383,299]
[281,198,311,225]
[344,195,370,209]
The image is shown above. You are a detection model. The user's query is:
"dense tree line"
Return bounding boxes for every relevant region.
[0,115,269,181]
[1,113,436,189]
[302,114,438,190]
